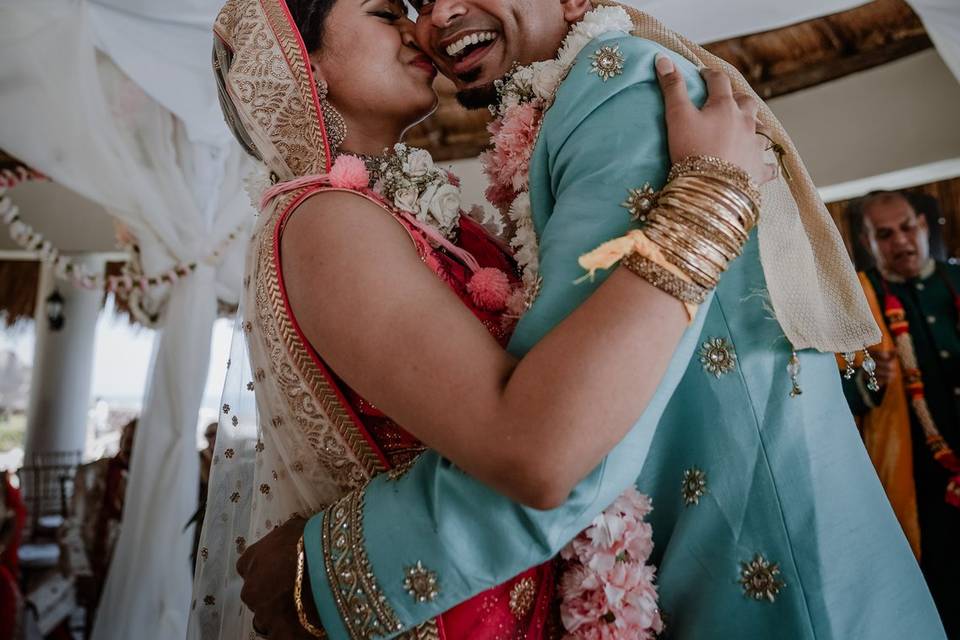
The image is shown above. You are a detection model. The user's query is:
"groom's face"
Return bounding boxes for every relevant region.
[411,0,586,108]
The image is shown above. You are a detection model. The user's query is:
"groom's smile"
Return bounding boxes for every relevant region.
[412,0,582,102]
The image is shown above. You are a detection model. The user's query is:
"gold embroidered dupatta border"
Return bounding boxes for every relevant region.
[256,187,440,639]
[260,187,391,481]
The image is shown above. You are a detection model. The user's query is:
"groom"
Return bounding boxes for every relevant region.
[239,0,945,638]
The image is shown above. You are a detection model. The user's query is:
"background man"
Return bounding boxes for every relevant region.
[845,189,960,638]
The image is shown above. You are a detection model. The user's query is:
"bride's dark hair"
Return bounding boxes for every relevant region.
[287,0,338,52]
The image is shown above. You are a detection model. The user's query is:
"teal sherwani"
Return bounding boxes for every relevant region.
[303,33,945,639]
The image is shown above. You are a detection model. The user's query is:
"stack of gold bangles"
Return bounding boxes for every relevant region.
[579,155,761,320]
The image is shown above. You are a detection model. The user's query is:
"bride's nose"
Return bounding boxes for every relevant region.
[399,20,419,49]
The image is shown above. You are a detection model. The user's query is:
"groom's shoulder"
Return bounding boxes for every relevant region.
[545,32,702,141]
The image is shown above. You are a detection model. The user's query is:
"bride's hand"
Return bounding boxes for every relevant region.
[655,54,777,185]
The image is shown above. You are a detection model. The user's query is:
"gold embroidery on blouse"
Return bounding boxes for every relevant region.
[509,577,537,619]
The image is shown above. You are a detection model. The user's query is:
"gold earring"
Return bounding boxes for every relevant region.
[315,78,346,152]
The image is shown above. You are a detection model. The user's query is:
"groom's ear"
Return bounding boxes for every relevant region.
[560,0,591,24]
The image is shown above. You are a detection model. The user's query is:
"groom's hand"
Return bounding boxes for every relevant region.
[655,53,777,185]
[237,516,323,639]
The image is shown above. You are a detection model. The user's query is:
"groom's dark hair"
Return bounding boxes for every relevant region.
[288,0,337,52]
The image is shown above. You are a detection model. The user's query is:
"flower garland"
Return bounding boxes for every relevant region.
[1,184,244,297]
[559,487,664,639]
[881,284,960,508]
[480,4,634,315]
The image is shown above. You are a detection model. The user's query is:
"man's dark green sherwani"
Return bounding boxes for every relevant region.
[844,261,960,637]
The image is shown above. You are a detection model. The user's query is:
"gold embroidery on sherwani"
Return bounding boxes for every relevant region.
[323,490,403,638]
[738,553,786,602]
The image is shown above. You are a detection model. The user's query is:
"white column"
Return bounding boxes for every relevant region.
[23,255,106,462]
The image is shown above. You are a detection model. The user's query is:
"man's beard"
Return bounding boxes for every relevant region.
[453,67,498,110]
[456,83,499,110]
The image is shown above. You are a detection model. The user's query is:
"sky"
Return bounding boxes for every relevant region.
[0,296,234,412]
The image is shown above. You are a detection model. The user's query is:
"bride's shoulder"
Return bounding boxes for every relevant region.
[283,188,418,255]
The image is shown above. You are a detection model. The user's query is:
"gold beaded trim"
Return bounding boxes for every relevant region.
[621,252,708,304]
[321,491,403,638]
[668,155,761,210]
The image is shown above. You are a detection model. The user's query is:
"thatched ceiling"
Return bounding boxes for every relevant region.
[406,0,933,161]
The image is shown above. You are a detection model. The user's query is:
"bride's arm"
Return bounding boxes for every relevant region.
[283,190,684,510]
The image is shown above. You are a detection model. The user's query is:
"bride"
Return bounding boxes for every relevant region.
[189,0,768,637]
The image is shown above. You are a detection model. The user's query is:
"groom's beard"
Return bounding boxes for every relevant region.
[456,84,498,110]
[454,68,498,110]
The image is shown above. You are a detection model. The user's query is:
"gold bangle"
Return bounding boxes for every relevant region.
[668,155,761,209]
[295,535,327,638]
[621,252,708,305]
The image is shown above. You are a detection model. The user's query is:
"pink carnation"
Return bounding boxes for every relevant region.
[482,102,541,197]
[328,154,370,190]
[483,176,517,213]
[559,488,661,640]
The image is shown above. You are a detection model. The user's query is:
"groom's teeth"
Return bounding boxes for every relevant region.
[445,32,496,58]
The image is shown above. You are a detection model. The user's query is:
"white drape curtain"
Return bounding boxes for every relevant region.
[0,2,253,639]
[906,0,960,83]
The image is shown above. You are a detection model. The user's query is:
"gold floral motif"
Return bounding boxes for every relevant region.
[699,337,737,378]
[255,368,266,382]
[247,381,255,391]
[322,491,403,637]
[738,553,785,602]
[589,44,625,81]
[222,403,231,414]
[235,536,247,554]
[224,448,235,459]
[230,491,240,503]
[681,467,707,506]
[403,561,440,604]
[255,440,265,453]
[509,577,537,619]
[259,483,271,495]
[622,183,657,222]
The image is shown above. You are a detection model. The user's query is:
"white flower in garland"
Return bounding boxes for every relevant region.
[483,4,632,315]
[375,143,506,240]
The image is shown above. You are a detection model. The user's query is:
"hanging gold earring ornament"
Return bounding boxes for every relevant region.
[315,78,347,152]
[842,352,857,380]
[787,350,802,398]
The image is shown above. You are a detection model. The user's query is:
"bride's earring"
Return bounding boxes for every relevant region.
[315,78,346,152]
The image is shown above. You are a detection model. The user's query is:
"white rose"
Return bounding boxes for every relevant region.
[513,65,535,89]
[531,61,564,100]
[404,148,434,177]
[416,183,438,221]
[427,183,462,232]
[394,186,420,213]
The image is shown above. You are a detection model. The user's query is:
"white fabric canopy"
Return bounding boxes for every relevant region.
[0,2,253,639]
[1,1,958,640]
[907,0,960,83]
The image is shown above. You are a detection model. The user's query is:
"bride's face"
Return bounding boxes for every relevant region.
[311,0,439,135]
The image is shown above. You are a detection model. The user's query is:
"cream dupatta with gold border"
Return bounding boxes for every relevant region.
[189,1,434,637]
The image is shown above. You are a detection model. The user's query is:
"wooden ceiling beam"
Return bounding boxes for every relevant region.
[406,0,934,161]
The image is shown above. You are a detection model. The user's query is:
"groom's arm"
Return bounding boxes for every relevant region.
[304,37,708,640]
